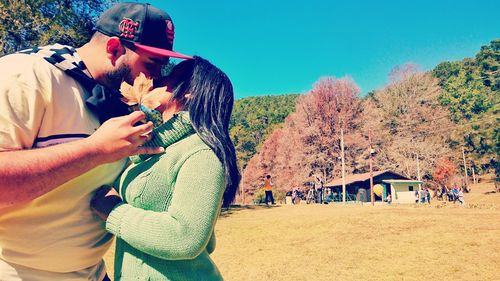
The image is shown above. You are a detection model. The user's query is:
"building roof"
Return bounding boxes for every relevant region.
[382,179,423,184]
[324,170,409,187]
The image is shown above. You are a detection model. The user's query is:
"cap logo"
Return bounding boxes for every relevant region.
[119,17,140,39]
[165,20,175,46]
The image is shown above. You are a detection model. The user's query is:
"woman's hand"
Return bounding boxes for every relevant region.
[90,185,123,220]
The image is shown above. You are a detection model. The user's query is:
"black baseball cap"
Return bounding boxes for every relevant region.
[96,2,191,59]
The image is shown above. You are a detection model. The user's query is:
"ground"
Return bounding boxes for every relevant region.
[104,178,500,281]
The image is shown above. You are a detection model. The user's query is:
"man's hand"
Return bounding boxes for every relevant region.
[0,111,164,210]
[84,111,164,164]
[90,185,123,220]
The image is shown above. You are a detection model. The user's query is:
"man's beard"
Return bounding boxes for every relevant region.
[106,62,133,90]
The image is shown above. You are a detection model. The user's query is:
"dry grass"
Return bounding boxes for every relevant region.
[104,180,500,280]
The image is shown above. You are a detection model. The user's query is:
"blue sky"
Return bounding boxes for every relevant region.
[147,0,499,99]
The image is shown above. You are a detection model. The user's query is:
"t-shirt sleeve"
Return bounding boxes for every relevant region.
[0,55,51,151]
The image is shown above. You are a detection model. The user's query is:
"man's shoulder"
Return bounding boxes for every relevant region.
[1,51,48,66]
[0,44,77,74]
[0,47,85,92]
[0,52,58,80]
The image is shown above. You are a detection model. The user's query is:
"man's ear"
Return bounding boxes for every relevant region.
[105,37,126,66]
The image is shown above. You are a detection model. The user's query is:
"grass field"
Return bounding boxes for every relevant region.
[104,179,500,281]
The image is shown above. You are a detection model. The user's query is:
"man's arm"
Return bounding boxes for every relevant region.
[0,111,163,210]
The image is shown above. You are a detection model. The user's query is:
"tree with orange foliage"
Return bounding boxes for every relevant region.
[433,157,457,187]
[240,77,363,202]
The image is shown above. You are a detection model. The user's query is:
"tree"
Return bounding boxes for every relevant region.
[0,0,115,56]
[432,39,499,174]
[292,77,364,179]
[363,64,457,179]
[433,157,457,187]
[229,94,299,170]
[240,77,363,202]
[433,40,498,121]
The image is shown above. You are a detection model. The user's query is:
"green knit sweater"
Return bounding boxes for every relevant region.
[106,112,225,281]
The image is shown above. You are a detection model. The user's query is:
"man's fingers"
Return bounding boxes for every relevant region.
[132,121,154,136]
[126,111,147,125]
[136,146,164,155]
[137,134,151,144]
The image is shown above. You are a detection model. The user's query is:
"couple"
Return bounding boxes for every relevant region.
[0,2,238,281]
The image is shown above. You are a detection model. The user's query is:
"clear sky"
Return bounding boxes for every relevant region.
[147,0,500,99]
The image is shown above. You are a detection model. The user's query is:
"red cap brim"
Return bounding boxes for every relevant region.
[134,43,192,59]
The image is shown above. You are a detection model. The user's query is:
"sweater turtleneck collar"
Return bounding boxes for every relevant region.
[130,111,195,163]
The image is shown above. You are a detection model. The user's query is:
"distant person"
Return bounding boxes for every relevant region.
[439,185,447,201]
[458,188,465,206]
[426,188,431,204]
[306,186,316,204]
[415,190,419,204]
[461,181,470,193]
[324,188,334,203]
[420,189,426,204]
[447,185,455,202]
[264,175,275,205]
[314,175,324,204]
[292,185,300,204]
[451,184,459,202]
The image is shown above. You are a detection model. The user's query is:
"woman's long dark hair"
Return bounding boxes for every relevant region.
[164,56,240,207]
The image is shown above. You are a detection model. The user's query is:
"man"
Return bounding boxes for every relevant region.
[386,193,392,204]
[314,174,324,204]
[264,175,275,205]
[0,3,190,280]
[292,185,300,204]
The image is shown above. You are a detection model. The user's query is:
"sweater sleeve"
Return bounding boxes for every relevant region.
[106,149,225,260]
[206,230,216,255]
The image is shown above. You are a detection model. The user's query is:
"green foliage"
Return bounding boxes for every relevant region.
[437,73,493,121]
[0,0,115,55]
[433,61,461,84]
[433,40,499,121]
[230,94,299,170]
[432,39,500,173]
[476,39,500,91]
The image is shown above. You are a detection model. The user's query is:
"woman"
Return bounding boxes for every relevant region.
[90,56,240,280]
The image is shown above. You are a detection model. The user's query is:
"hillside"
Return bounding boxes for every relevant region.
[229,94,299,169]
[433,39,499,175]
[235,40,499,202]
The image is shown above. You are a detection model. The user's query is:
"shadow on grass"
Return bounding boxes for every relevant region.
[219,204,282,218]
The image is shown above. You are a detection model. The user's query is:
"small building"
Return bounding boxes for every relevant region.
[382,179,424,204]
[324,170,422,203]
